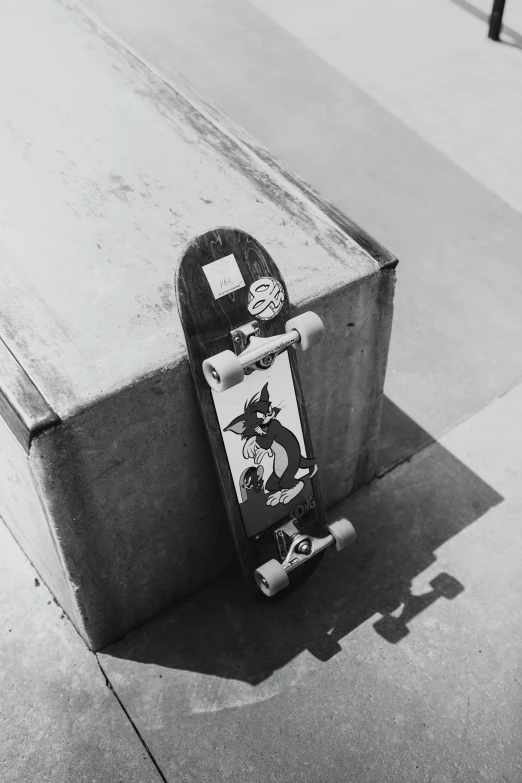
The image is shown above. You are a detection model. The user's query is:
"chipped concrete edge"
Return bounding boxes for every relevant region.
[0,337,61,452]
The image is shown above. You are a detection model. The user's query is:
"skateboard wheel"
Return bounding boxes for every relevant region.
[254,559,289,597]
[327,518,357,552]
[285,312,325,351]
[202,350,244,392]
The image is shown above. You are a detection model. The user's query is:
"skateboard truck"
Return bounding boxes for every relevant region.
[230,320,278,374]
[231,320,260,360]
[254,517,357,598]
[203,312,325,392]
[273,519,333,572]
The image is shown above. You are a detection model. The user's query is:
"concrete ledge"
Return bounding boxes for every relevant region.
[0,338,60,452]
[0,0,396,649]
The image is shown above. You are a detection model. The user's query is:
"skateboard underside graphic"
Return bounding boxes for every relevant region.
[212,351,315,538]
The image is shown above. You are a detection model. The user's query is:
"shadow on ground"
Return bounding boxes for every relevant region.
[103,399,502,684]
[377,396,434,475]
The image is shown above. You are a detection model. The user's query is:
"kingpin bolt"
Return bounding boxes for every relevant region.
[296,540,312,556]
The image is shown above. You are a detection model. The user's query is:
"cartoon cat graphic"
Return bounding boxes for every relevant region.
[224,383,316,506]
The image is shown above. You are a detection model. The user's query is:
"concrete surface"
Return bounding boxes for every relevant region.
[0,521,162,783]
[252,0,522,213]
[97,382,522,782]
[2,0,522,778]
[0,0,395,649]
[0,0,377,418]
[83,0,522,470]
[3,378,520,781]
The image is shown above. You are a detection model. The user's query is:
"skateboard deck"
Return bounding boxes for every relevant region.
[176,227,355,597]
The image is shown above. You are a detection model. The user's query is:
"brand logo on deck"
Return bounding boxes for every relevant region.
[289,494,316,521]
[247,277,285,320]
[202,254,245,299]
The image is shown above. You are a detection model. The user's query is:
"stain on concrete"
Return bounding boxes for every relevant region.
[6,120,33,162]
[109,171,134,202]
[157,282,174,313]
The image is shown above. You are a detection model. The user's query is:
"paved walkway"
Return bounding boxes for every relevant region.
[2,1,521,780]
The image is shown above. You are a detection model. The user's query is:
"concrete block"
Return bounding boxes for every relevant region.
[0,0,396,649]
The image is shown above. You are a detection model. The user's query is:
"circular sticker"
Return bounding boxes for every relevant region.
[247,277,285,320]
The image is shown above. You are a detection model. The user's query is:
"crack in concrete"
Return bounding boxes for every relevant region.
[94,655,168,783]
[452,691,471,782]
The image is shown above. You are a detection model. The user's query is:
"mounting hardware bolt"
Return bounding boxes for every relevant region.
[296,540,312,555]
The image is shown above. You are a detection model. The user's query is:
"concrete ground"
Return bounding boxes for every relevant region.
[1,0,521,780]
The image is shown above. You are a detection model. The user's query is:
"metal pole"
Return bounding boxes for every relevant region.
[489,0,506,41]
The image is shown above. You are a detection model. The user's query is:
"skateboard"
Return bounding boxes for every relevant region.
[176,227,356,597]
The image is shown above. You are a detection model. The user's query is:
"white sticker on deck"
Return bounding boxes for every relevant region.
[203,254,246,299]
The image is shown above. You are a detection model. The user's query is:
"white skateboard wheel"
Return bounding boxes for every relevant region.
[254,559,289,597]
[285,311,325,351]
[327,518,357,552]
[202,350,244,392]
